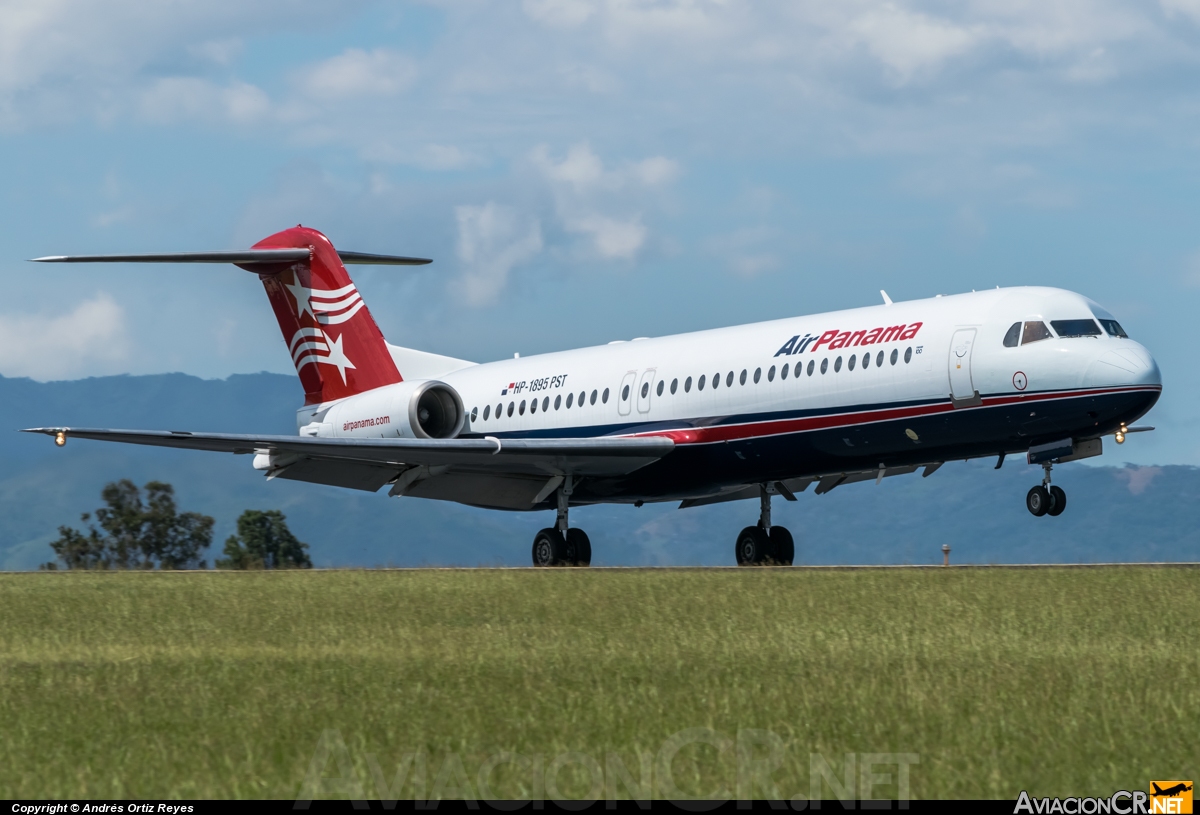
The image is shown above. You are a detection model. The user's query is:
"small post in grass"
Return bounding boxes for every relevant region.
[942,544,951,567]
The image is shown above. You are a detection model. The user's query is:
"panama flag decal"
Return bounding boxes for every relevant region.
[501,382,514,395]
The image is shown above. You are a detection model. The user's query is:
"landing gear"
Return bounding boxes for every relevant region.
[734,484,794,566]
[531,475,591,567]
[1027,462,1067,518]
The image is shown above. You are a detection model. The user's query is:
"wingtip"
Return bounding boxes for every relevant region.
[29,256,64,263]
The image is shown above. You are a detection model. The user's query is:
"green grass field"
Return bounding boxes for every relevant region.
[0,567,1195,800]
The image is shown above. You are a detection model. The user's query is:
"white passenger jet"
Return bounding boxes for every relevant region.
[26,226,1161,566]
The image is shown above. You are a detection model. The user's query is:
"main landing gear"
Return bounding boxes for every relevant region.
[734,484,795,566]
[1026,462,1067,518]
[531,475,592,567]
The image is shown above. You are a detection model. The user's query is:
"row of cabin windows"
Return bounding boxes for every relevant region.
[1002,318,1128,347]
[468,345,917,423]
[472,387,611,423]
[623,346,915,401]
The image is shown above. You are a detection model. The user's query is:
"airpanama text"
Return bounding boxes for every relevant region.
[775,322,924,357]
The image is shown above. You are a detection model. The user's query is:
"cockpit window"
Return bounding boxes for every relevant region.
[1021,321,1053,345]
[1098,319,1128,338]
[1050,319,1102,338]
[1003,322,1021,348]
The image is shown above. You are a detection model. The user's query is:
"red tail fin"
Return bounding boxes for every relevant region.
[251,226,402,405]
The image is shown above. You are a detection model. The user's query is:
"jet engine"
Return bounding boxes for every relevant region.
[313,379,466,440]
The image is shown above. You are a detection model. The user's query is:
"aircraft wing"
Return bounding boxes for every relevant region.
[22,427,673,497]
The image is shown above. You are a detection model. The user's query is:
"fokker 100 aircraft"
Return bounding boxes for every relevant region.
[27,226,1161,566]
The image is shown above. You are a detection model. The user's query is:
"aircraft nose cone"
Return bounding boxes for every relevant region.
[1086,344,1161,388]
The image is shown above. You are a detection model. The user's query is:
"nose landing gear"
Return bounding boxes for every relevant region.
[734,484,795,565]
[1026,462,1067,517]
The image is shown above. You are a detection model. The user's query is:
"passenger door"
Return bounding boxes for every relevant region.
[948,328,979,406]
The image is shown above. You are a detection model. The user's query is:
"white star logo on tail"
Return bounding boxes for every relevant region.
[289,326,356,384]
[284,274,362,325]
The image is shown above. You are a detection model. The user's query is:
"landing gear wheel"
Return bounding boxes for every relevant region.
[532,528,565,567]
[735,526,771,566]
[565,528,592,567]
[1047,486,1067,517]
[1026,486,1050,517]
[769,526,794,566]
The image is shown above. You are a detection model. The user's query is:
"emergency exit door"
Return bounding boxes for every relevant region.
[948,328,978,405]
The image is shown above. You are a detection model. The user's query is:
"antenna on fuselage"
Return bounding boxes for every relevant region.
[880,290,893,306]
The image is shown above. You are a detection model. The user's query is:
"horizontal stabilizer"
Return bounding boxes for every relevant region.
[30,250,431,266]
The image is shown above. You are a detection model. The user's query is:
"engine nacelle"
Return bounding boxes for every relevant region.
[310,379,466,440]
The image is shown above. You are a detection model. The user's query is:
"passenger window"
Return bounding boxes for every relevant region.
[684,376,692,392]
[566,393,574,408]
[833,356,842,372]
[726,371,734,387]
[519,400,527,415]
[656,380,664,397]
[820,358,828,374]
[807,360,815,376]
[1021,321,1052,344]
[579,391,586,406]
[1099,319,1128,338]
[670,378,678,394]
[767,365,775,382]
[753,367,762,384]
[497,403,504,418]
[641,382,649,398]
[602,388,609,403]
[698,374,706,391]
[590,390,597,405]
[876,350,884,367]
[862,352,869,369]
[622,385,630,401]
[507,402,515,417]
[530,398,538,414]
[740,369,748,386]
[848,355,856,371]
[781,363,789,379]
[1050,319,1102,338]
[542,396,549,412]
[713,373,720,389]
[471,407,478,422]
[890,349,898,365]
[554,395,561,410]
[1003,322,1021,348]
[904,347,912,363]
[483,405,491,420]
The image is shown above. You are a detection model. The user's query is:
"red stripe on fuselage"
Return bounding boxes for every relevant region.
[623,385,1160,446]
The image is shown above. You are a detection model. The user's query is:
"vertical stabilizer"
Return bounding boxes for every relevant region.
[250,226,402,405]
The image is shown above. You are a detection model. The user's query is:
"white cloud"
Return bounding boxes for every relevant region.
[565,214,646,259]
[530,142,679,190]
[0,293,130,380]
[846,5,979,82]
[137,77,269,124]
[299,48,417,99]
[455,203,544,305]
[523,0,597,28]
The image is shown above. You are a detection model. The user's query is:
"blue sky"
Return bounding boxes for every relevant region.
[2,0,1199,464]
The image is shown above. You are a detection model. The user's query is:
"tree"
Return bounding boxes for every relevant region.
[43,480,213,570]
[217,510,312,570]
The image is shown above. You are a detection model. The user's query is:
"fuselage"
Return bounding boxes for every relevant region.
[304,286,1161,509]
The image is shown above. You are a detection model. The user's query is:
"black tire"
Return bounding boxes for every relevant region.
[769,526,794,566]
[735,525,771,566]
[1047,486,1067,517]
[532,528,565,567]
[1026,486,1050,517]
[566,528,592,566]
